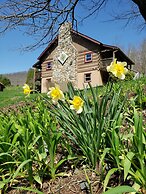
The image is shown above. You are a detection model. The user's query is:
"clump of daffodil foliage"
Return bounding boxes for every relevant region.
[21,59,146,193]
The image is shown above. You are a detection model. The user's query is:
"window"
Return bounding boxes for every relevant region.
[84,73,91,82]
[85,52,92,62]
[46,62,52,70]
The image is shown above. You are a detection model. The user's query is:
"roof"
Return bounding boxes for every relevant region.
[33,29,134,68]
[38,36,58,61]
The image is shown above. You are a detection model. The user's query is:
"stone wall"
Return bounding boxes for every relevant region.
[52,22,77,90]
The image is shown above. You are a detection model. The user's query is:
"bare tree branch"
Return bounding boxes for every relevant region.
[0,0,145,50]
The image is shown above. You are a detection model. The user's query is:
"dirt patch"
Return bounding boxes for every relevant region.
[7,169,102,194]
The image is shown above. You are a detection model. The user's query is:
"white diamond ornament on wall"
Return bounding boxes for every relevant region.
[58,51,68,65]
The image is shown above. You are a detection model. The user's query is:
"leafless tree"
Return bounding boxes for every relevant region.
[0,0,145,50]
[128,39,146,74]
[140,39,146,74]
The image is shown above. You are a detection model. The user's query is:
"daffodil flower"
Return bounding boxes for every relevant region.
[23,84,32,95]
[47,85,64,104]
[69,96,84,114]
[107,58,128,80]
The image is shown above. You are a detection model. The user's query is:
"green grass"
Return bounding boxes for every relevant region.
[0,76,146,108]
[0,86,37,108]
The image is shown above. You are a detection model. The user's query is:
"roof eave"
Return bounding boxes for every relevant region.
[71,29,102,46]
[38,35,58,60]
[117,48,135,65]
[33,60,42,68]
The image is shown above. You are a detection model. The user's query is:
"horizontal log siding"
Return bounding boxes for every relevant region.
[41,58,53,78]
[77,51,101,73]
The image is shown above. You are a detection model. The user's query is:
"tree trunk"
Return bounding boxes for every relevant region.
[132,0,146,21]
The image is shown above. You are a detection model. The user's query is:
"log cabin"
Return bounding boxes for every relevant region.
[33,22,134,93]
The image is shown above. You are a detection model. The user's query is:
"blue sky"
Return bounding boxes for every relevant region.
[0,1,146,74]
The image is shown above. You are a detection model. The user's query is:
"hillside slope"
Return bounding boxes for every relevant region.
[3,71,27,86]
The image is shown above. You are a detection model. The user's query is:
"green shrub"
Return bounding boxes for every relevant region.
[0,75,11,86]
[26,68,34,88]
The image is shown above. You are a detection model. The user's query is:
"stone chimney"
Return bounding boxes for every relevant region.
[52,22,77,91]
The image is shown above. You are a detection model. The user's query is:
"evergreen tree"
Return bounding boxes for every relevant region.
[0,75,11,86]
[26,68,34,88]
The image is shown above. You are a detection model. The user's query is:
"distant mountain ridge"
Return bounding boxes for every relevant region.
[3,71,28,86]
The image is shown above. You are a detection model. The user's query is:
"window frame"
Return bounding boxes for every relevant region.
[84,52,92,63]
[84,73,91,83]
[46,62,52,70]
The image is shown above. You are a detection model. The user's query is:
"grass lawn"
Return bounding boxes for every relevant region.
[0,86,37,108]
[0,76,146,108]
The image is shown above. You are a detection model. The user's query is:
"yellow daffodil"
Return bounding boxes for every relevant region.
[47,85,64,104]
[107,58,128,80]
[70,96,84,114]
[23,84,32,95]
